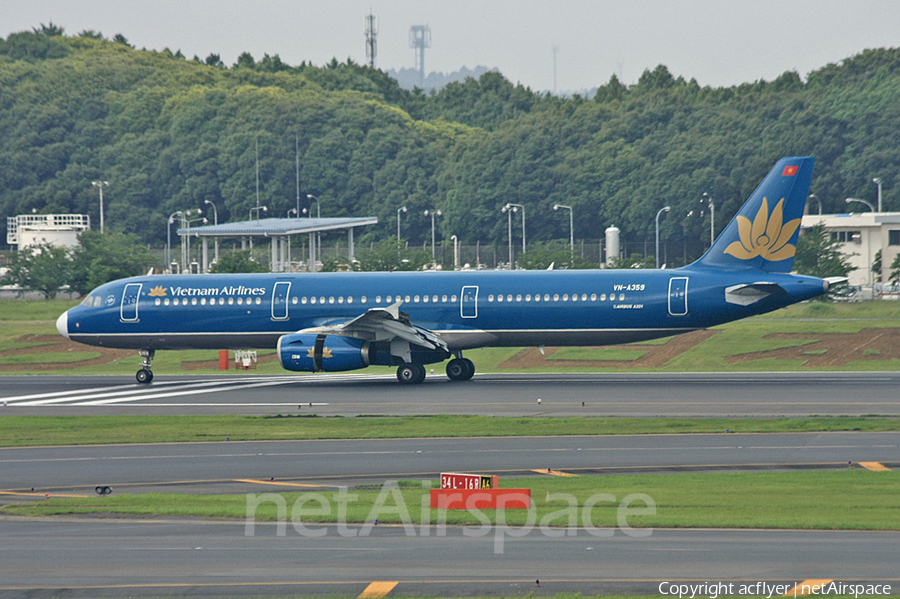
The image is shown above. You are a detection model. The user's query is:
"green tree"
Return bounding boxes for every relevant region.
[517,241,595,270]
[793,224,856,279]
[3,243,72,299]
[609,253,656,269]
[69,231,158,296]
[889,253,900,285]
[208,249,268,273]
[353,237,430,271]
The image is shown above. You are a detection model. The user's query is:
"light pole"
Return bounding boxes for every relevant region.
[397,206,407,243]
[424,209,442,262]
[249,206,268,221]
[306,194,320,259]
[655,206,670,269]
[204,200,219,263]
[451,234,459,270]
[873,178,883,212]
[167,210,184,273]
[185,216,207,271]
[702,192,714,246]
[92,181,109,234]
[808,194,822,215]
[504,203,525,253]
[554,204,574,258]
[501,204,517,268]
[846,198,875,212]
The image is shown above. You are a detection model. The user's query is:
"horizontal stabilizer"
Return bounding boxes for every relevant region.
[724,282,786,306]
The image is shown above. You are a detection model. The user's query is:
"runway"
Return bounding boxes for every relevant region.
[2,373,898,597]
[1,519,897,598]
[2,371,900,416]
[1,433,897,497]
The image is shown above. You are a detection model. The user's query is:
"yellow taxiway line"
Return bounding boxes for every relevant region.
[858,462,891,471]
[358,581,398,598]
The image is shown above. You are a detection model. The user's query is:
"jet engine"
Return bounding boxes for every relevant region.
[277,333,371,372]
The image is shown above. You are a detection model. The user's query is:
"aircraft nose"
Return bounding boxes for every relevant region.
[56,310,69,339]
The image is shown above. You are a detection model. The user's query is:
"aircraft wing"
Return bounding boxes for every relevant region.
[298,301,449,352]
[724,282,787,306]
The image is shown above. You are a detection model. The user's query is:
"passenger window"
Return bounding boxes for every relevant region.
[405,295,411,302]
[164,298,170,306]
[237,297,243,305]
[516,294,522,302]
[155,298,161,306]
[292,297,298,304]
[619,294,625,301]
[571,294,578,302]
[563,294,569,301]
[488,295,494,302]
[414,295,420,303]
[582,294,588,301]
[451,295,458,302]
[386,295,392,303]
[497,295,503,303]
[319,297,325,304]
[423,295,429,303]
[329,297,335,304]
[544,294,550,302]
[601,293,607,301]
[553,294,559,301]
[506,294,513,302]
[432,295,438,302]
[361,296,367,303]
[200,298,206,306]
[192,298,198,306]
[442,295,448,302]
[302,297,308,304]
[533,294,540,302]
[347,296,353,304]
[338,297,344,304]
[310,297,317,304]
[591,294,597,301]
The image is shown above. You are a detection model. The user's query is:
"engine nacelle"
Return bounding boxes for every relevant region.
[277,333,370,372]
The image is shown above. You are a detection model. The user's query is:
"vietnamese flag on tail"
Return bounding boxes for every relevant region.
[782,165,798,176]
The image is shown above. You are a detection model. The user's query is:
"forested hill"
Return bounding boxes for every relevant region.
[2,27,899,264]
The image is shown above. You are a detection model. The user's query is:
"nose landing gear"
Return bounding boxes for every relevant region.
[136,349,155,384]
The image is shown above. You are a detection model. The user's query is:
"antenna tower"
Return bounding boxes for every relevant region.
[409,25,431,86]
[365,13,378,68]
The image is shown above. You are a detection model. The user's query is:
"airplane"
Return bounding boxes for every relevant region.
[56,156,841,385]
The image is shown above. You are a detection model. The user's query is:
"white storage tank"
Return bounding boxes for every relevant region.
[605,226,620,267]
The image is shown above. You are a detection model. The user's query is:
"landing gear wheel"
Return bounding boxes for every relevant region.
[136,368,153,384]
[397,363,426,384]
[136,349,155,384]
[446,358,475,381]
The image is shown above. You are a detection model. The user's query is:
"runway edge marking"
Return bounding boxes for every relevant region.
[858,462,891,471]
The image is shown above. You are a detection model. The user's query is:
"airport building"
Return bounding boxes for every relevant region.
[800,212,900,287]
[6,214,91,251]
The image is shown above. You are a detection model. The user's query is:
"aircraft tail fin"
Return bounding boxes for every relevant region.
[694,157,814,273]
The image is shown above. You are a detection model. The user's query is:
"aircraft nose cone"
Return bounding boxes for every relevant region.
[56,310,69,339]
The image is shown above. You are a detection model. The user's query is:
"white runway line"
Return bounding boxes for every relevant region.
[5,373,396,407]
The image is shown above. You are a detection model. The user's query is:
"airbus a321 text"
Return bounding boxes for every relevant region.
[57,157,841,384]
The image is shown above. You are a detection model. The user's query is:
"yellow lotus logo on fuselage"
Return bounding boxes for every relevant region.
[724,197,800,262]
[148,286,167,297]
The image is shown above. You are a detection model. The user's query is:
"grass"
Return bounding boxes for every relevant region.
[548,348,648,361]
[0,415,897,447]
[5,470,897,530]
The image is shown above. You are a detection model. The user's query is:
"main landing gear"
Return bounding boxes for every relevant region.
[136,349,154,384]
[446,357,475,381]
[396,362,426,385]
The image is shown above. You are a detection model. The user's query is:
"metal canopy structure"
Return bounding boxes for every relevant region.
[176,216,378,273]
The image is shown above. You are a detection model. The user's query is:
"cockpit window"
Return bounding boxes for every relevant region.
[80,294,103,307]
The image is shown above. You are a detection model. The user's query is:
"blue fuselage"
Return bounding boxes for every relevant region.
[59,266,827,352]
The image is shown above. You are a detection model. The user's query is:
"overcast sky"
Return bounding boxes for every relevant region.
[6,1,900,92]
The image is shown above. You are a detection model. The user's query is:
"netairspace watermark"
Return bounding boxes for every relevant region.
[244,480,656,554]
[659,581,893,599]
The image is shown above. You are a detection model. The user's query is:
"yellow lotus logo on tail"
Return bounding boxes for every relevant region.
[148,286,167,297]
[724,197,800,261]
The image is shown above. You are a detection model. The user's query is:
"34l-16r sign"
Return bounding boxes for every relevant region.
[440,472,497,490]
